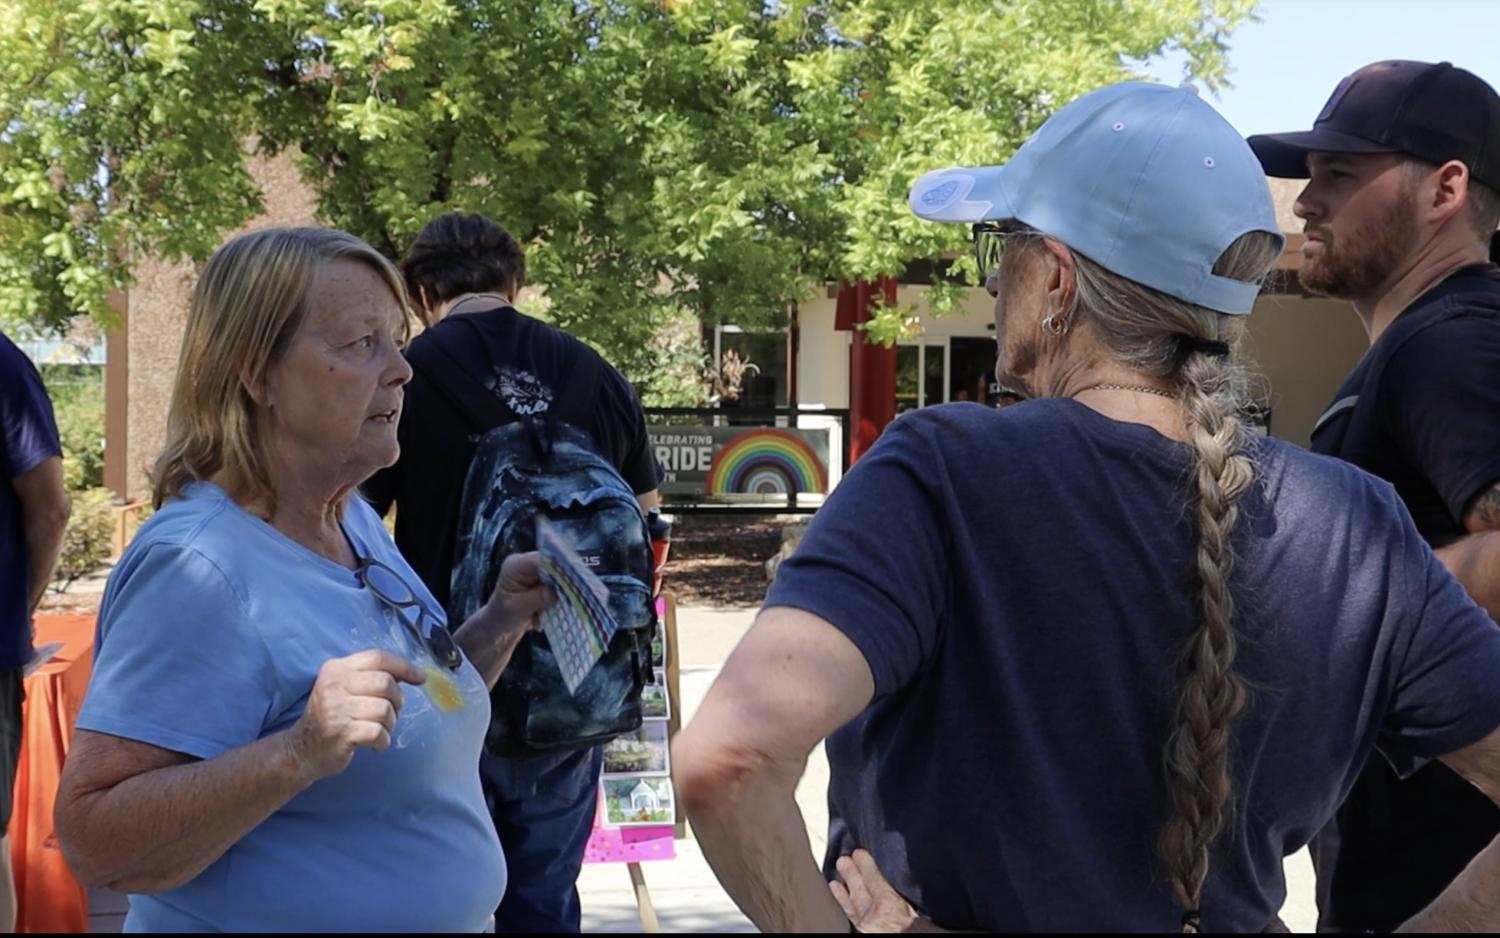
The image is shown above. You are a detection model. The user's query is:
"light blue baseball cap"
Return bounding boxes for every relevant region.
[908,81,1284,315]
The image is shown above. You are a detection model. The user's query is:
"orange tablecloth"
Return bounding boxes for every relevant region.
[8,614,95,933]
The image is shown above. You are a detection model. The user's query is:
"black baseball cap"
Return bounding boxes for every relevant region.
[1248,60,1500,190]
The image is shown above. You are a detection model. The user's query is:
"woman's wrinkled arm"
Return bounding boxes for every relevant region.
[55,729,315,894]
[673,605,875,932]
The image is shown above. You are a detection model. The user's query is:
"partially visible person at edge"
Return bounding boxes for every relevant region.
[363,211,660,933]
[672,80,1500,933]
[0,328,69,932]
[53,227,555,932]
[1246,60,1500,934]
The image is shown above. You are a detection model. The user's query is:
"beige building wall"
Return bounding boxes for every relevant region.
[1243,295,1366,447]
[795,296,849,408]
[114,149,319,500]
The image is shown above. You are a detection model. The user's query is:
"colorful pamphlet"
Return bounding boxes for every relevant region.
[536,517,619,693]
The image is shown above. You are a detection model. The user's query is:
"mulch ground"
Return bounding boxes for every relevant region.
[659,514,800,608]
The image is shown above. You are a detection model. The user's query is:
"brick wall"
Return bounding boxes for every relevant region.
[115,148,318,500]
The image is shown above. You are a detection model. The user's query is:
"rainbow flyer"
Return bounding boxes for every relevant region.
[536,518,619,694]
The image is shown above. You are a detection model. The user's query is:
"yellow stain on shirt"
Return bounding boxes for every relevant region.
[421,666,465,712]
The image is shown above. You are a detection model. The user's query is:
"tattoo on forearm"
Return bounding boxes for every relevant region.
[1470,487,1500,530]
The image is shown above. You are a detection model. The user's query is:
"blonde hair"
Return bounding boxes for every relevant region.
[1036,230,1282,930]
[151,227,411,513]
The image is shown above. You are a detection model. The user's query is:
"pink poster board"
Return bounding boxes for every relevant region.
[583,595,677,864]
[582,820,676,864]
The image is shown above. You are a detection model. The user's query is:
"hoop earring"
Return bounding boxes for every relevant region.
[1042,315,1069,337]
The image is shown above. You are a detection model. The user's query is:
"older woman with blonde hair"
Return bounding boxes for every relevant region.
[55,227,552,932]
[675,82,1500,933]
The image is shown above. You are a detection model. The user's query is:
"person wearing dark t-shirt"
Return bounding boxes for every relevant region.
[0,329,69,930]
[672,81,1500,933]
[363,212,658,933]
[1249,61,1500,933]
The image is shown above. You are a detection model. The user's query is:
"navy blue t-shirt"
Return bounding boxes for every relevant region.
[1,332,62,669]
[1310,263,1500,547]
[765,399,1500,932]
[1306,263,1500,931]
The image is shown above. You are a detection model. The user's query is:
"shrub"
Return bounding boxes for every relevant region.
[54,488,115,591]
[39,365,105,492]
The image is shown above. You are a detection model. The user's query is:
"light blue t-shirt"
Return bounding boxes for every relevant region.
[76,483,505,932]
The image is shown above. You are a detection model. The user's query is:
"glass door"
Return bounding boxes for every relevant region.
[949,337,999,405]
[895,341,953,413]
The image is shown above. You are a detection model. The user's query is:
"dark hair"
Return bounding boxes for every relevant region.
[400,212,526,317]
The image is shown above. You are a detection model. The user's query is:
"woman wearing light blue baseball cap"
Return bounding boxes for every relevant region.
[674,82,1500,933]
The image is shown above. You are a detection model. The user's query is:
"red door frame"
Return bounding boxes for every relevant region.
[836,278,898,466]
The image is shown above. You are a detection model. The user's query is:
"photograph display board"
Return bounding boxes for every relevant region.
[583,595,681,863]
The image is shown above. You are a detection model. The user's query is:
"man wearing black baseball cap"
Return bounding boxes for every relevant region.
[1250,60,1500,933]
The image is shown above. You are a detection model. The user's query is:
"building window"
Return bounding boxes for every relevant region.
[895,340,952,413]
[714,325,788,410]
[895,346,919,413]
[924,345,944,409]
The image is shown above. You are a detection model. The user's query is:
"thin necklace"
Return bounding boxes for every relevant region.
[1074,383,1177,400]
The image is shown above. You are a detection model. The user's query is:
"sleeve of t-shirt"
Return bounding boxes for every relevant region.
[1377,511,1500,776]
[762,417,951,700]
[591,361,659,496]
[76,544,280,760]
[0,346,63,479]
[1380,315,1500,524]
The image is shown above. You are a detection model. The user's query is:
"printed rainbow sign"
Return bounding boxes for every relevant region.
[705,429,828,496]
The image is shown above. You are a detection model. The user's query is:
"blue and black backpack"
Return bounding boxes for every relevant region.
[422,315,655,758]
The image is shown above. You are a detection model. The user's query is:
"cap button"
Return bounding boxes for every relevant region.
[1178,81,1201,97]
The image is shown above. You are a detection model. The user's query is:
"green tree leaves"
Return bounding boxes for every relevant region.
[1,0,1256,377]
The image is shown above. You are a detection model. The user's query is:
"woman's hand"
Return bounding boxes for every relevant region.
[285,649,427,782]
[831,849,946,933]
[455,552,557,688]
[480,551,556,635]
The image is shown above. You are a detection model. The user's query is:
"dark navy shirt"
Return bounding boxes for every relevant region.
[765,399,1500,932]
[1310,264,1500,547]
[0,332,61,670]
[1307,263,1500,932]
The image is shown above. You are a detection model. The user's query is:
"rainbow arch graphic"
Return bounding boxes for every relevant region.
[706,430,828,496]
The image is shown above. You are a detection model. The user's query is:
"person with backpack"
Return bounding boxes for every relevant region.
[672,81,1500,932]
[363,211,661,933]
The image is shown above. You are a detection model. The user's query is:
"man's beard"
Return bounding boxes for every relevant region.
[1300,189,1419,300]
